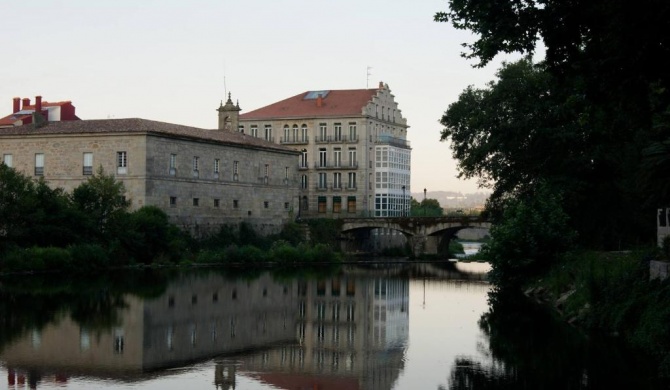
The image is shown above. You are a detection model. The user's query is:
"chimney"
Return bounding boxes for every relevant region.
[12,97,20,113]
[22,98,31,110]
[316,94,323,108]
[35,96,42,113]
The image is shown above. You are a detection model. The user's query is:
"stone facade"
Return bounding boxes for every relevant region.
[236,82,411,218]
[0,118,300,235]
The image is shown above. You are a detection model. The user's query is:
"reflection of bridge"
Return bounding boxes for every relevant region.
[340,217,491,257]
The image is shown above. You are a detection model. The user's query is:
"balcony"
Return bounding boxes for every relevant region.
[314,162,359,170]
[280,136,309,145]
[314,135,359,144]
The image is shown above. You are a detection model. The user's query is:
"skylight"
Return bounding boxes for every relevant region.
[304,90,330,100]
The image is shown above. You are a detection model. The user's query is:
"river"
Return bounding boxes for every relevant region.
[0,262,665,389]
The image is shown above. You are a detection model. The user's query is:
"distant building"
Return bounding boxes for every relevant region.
[0,96,80,129]
[228,82,411,218]
[0,113,300,235]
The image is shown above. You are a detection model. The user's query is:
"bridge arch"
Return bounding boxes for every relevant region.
[339,217,491,257]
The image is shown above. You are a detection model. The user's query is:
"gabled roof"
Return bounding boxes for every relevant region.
[240,88,379,120]
[0,100,79,127]
[0,118,298,154]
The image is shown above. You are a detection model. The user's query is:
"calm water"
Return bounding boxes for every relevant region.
[0,262,665,389]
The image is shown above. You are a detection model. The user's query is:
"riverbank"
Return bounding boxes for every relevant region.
[522,250,670,377]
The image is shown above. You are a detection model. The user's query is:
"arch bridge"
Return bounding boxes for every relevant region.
[340,216,491,257]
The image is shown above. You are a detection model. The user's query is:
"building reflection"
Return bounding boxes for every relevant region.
[2,270,409,390]
[228,273,409,390]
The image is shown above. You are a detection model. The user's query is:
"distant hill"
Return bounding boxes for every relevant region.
[411,190,489,209]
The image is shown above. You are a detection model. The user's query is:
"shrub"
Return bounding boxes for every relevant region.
[68,243,109,271]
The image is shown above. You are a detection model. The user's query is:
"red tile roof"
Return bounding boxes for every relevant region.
[0,100,79,127]
[0,118,298,155]
[240,88,379,120]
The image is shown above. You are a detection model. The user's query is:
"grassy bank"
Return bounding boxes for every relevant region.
[524,250,670,376]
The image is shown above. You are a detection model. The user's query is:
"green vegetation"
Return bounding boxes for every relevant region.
[525,250,670,376]
[0,165,341,274]
[410,197,444,217]
[434,0,670,377]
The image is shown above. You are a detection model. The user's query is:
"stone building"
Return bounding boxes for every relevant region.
[0,115,300,234]
[229,82,411,218]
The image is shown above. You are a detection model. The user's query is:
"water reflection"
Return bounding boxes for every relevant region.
[4,265,456,389]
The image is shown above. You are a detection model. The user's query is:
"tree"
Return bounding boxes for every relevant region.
[410,197,444,217]
[0,164,83,252]
[435,0,670,215]
[71,167,131,243]
[440,55,657,248]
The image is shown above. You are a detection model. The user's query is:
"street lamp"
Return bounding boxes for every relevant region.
[423,188,427,216]
[401,185,406,217]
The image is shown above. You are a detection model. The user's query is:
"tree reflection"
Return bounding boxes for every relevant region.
[0,269,170,353]
[447,290,668,389]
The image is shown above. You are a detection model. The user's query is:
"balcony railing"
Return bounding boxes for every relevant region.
[280,136,309,145]
[314,135,359,144]
[314,162,359,170]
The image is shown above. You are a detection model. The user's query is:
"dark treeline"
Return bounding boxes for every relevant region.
[0,165,340,273]
[435,0,670,378]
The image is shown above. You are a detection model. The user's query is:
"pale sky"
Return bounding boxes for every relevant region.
[1,0,524,194]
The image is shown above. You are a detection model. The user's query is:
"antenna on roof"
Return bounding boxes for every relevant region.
[223,59,228,99]
[367,66,372,88]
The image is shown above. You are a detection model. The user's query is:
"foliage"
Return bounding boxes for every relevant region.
[436,1,670,249]
[71,166,131,243]
[483,182,575,288]
[532,250,670,378]
[409,197,444,217]
[305,218,343,249]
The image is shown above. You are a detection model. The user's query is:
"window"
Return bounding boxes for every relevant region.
[117,151,127,174]
[83,152,93,175]
[334,123,342,141]
[233,161,239,181]
[264,201,269,209]
[333,196,341,213]
[300,151,308,168]
[319,123,327,141]
[193,198,199,206]
[283,125,290,142]
[284,202,290,209]
[2,154,12,167]
[318,196,327,213]
[233,199,239,208]
[214,198,220,207]
[35,153,44,176]
[238,124,245,134]
[285,166,289,179]
[301,174,308,189]
[264,124,272,141]
[301,124,308,142]
[114,328,124,354]
[348,123,357,141]
[348,172,356,189]
[333,172,341,189]
[169,154,177,175]
[347,196,356,213]
[348,148,357,167]
[214,158,220,174]
[319,148,327,167]
[251,125,258,137]
[318,172,327,189]
[334,148,341,167]
[170,196,177,207]
[264,164,269,177]
[193,156,199,171]
[292,124,299,141]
